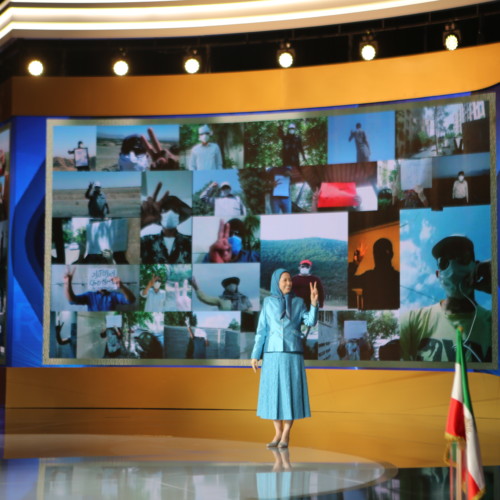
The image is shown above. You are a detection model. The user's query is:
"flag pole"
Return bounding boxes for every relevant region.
[445,326,485,500]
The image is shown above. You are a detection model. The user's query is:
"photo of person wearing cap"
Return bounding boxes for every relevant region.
[189,125,223,171]
[292,259,325,309]
[278,122,307,169]
[200,181,247,217]
[85,181,109,219]
[191,275,253,312]
[400,235,492,362]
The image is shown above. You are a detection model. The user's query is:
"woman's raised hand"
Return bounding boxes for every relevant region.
[309,281,319,307]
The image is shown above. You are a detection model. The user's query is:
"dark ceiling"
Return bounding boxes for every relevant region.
[0,2,499,82]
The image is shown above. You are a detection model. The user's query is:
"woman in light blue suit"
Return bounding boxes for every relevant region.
[251,268,318,448]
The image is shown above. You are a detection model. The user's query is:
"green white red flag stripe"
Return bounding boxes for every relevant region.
[445,327,485,500]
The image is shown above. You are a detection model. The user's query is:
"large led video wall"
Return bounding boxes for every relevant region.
[44,92,497,368]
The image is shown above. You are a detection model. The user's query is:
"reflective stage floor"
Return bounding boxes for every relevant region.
[1,409,500,499]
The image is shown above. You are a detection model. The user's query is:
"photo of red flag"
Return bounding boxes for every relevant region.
[445,327,485,500]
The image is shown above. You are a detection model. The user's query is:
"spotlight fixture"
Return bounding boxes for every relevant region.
[113,59,129,76]
[27,59,44,76]
[184,50,201,74]
[277,42,295,68]
[359,32,378,61]
[443,22,461,51]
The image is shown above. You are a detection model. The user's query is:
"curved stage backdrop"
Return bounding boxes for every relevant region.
[5,84,500,371]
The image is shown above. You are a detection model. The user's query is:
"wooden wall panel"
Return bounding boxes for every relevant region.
[6,42,500,117]
[6,368,500,420]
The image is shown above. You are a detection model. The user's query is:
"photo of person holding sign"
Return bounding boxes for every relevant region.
[63,266,136,311]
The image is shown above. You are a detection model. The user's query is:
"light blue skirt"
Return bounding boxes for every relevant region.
[257,352,311,420]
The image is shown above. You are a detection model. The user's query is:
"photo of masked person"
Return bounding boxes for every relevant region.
[51,217,140,265]
[192,276,252,312]
[260,213,348,310]
[52,125,96,171]
[180,122,244,170]
[192,217,260,264]
[100,325,126,358]
[191,263,260,312]
[140,274,167,312]
[452,171,469,205]
[192,168,244,214]
[139,264,192,312]
[64,266,136,312]
[244,119,326,215]
[278,122,307,168]
[140,174,192,264]
[399,205,492,363]
[187,125,223,170]
[74,311,164,360]
[51,265,139,312]
[52,171,141,219]
[96,124,180,171]
[432,153,490,209]
[200,181,246,217]
[292,259,325,309]
[266,165,293,214]
[85,181,109,219]
[400,235,491,362]
[73,312,127,359]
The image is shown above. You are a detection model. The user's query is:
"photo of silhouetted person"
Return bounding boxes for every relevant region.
[348,238,399,310]
[348,123,370,162]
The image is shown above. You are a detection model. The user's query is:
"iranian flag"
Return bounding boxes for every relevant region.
[445,328,485,500]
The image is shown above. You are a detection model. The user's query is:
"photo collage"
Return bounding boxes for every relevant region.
[45,94,496,367]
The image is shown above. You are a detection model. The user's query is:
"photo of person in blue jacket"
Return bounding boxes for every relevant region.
[251,268,318,448]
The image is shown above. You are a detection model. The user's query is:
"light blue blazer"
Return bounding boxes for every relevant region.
[251,295,318,359]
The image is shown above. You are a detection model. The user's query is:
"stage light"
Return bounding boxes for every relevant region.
[27,59,44,76]
[277,42,295,68]
[113,59,129,76]
[184,51,201,74]
[443,23,461,51]
[359,32,378,61]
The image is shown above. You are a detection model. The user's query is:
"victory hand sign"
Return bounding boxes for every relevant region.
[309,281,319,307]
